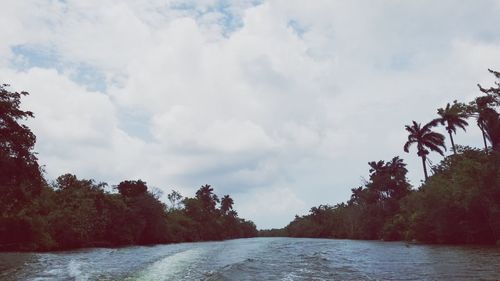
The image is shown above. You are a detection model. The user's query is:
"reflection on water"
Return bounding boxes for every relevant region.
[1,238,499,280]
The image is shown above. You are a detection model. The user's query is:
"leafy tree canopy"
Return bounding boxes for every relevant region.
[0,84,43,211]
[117,180,148,197]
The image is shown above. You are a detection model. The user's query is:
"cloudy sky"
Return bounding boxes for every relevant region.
[1,0,500,229]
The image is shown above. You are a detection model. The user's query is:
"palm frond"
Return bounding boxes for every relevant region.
[403,141,413,153]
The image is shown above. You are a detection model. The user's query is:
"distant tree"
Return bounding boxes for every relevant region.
[115,180,171,244]
[477,69,500,97]
[167,189,183,210]
[220,195,234,215]
[368,156,410,201]
[49,174,108,248]
[477,97,499,151]
[404,121,446,181]
[195,184,219,213]
[130,193,170,244]
[54,173,106,192]
[149,186,163,200]
[467,69,500,151]
[116,180,148,197]
[433,101,469,154]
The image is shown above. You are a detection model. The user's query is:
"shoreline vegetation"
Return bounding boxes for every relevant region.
[260,69,500,245]
[0,84,257,251]
[1,69,499,251]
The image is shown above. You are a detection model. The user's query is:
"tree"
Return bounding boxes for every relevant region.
[467,69,500,152]
[404,121,446,181]
[167,189,183,210]
[195,184,219,213]
[477,69,500,97]
[476,96,499,151]
[49,174,108,248]
[434,101,468,154]
[1,84,45,248]
[401,146,500,244]
[0,84,43,206]
[220,195,234,215]
[116,180,147,197]
[368,156,410,201]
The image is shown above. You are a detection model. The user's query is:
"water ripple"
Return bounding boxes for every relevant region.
[1,238,500,281]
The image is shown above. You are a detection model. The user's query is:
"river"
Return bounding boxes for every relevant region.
[1,238,499,280]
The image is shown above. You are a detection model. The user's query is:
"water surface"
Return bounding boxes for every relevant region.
[1,238,499,280]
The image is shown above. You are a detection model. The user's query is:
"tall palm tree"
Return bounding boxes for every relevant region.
[475,95,500,152]
[220,195,234,215]
[474,69,500,151]
[433,102,468,154]
[195,184,219,212]
[403,121,446,181]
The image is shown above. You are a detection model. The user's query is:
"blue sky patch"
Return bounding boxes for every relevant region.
[287,19,308,37]
[12,44,61,70]
[171,0,263,36]
[117,109,154,142]
[11,44,107,93]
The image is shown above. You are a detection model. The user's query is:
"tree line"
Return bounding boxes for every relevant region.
[261,69,500,245]
[0,84,257,251]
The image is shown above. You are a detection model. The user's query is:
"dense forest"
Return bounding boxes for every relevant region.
[261,69,500,245]
[0,84,257,251]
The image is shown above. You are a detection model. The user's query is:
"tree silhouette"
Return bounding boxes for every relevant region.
[0,85,259,250]
[433,101,468,154]
[117,180,148,197]
[475,96,499,151]
[0,84,43,209]
[167,190,183,210]
[403,121,446,181]
[468,69,500,152]
[195,184,219,213]
[220,195,234,215]
[368,156,410,200]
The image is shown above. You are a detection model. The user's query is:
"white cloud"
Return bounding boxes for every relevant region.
[1,0,499,228]
[237,185,308,229]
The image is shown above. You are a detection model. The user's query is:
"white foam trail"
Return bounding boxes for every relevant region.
[131,249,201,281]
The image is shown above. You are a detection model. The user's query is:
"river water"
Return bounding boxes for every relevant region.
[1,237,499,280]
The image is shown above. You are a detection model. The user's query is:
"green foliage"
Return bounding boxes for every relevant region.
[0,84,43,214]
[179,185,256,241]
[0,85,257,250]
[285,71,499,244]
[285,156,412,240]
[220,195,234,215]
[167,189,183,210]
[467,69,500,151]
[1,174,258,250]
[434,101,469,154]
[0,85,46,250]
[258,228,288,237]
[116,180,148,197]
[402,148,500,244]
[284,148,499,245]
[404,120,446,180]
[2,69,499,250]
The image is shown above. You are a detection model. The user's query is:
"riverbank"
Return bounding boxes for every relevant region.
[261,149,500,245]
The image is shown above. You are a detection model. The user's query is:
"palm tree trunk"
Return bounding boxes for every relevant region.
[481,127,488,152]
[448,130,456,154]
[421,156,428,181]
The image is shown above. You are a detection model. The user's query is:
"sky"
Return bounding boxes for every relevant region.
[1,0,500,229]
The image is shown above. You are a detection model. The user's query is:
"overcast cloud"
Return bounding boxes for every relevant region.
[1,0,500,229]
